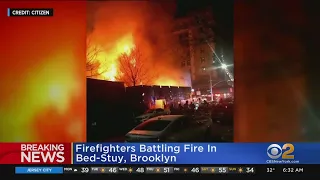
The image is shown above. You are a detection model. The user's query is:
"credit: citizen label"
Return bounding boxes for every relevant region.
[8,8,54,17]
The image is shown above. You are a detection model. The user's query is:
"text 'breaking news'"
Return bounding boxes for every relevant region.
[7,8,53,17]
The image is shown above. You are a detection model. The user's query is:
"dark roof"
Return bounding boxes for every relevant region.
[149,115,184,121]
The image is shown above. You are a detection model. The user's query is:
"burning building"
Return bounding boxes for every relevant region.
[173,7,222,95]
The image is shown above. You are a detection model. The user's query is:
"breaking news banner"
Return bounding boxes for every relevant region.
[1,143,320,165]
[0,143,72,164]
[7,8,54,17]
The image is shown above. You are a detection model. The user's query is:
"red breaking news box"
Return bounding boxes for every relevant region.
[0,143,72,164]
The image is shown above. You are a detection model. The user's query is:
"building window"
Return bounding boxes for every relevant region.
[201,57,205,63]
[181,61,185,67]
[186,60,190,66]
[200,48,204,53]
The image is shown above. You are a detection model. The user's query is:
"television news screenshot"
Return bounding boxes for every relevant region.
[0,0,319,177]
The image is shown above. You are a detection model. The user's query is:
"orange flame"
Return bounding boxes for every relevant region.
[154,78,186,87]
[93,34,135,81]
[100,63,117,81]
[91,34,188,87]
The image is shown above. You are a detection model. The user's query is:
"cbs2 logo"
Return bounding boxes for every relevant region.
[267,143,295,159]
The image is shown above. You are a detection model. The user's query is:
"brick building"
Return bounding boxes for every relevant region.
[172,7,223,95]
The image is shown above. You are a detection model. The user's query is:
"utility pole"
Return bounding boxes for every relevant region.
[209,72,213,102]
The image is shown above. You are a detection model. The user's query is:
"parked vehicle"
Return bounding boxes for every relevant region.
[126,115,213,142]
[135,108,170,123]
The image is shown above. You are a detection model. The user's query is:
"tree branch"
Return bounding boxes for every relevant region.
[116,46,155,86]
[86,36,108,77]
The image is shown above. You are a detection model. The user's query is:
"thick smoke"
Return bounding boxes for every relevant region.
[87,1,191,86]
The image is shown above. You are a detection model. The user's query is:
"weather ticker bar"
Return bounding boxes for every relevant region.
[13,165,316,175]
[11,165,320,175]
[61,166,255,174]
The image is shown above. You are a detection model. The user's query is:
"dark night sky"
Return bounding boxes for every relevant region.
[176,0,234,67]
[176,0,234,46]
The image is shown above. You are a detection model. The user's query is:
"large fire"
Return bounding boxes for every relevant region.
[154,78,182,87]
[89,34,186,87]
[93,34,134,81]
